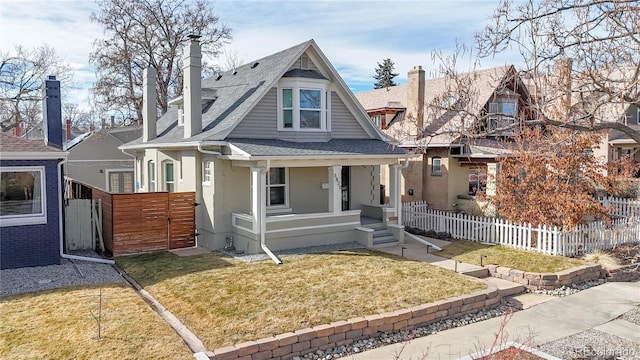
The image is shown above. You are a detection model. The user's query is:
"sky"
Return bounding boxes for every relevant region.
[0,0,523,113]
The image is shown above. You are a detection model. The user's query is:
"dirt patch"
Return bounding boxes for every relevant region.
[606,243,640,265]
[479,346,546,359]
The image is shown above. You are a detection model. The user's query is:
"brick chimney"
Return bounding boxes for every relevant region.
[65,119,71,142]
[407,66,425,131]
[42,75,63,149]
[553,58,573,122]
[183,34,202,138]
[142,67,157,142]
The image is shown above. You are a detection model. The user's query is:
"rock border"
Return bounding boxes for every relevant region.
[604,263,640,282]
[207,283,501,360]
[485,264,603,290]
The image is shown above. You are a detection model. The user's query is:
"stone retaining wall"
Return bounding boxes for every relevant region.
[208,284,500,360]
[486,264,603,290]
[604,264,640,282]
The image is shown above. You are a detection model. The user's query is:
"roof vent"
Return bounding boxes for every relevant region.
[233,69,238,75]
[216,74,222,81]
[251,62,260,69]
[187,34,201,40]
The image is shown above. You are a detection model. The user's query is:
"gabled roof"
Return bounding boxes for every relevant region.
[0,132,67,159]
[356,65,524,146]
[66,126,141,151]
[124,40,385,149]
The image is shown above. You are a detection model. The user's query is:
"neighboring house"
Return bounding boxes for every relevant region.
[120,37,407,259]
[65,126,141,193]
[355,65,532,212]
[0,76,68,269]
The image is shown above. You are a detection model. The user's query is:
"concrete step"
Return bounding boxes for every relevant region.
[503,292,556,310]
[483,276,526,297]
[372,238,400,248]
[372,231,393,238]
[461,267,490,278]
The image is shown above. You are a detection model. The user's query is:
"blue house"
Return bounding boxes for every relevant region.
[0,76,68,269]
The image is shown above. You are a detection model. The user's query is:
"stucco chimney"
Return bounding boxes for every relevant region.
[553,58,573,122]
[183,34,202,138]
[43,75,63,149]
[142,67,157,142]
[407,66,425,131]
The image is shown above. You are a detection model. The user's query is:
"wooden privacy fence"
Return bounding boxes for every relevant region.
[92,189,196,255]
[65,199,104,252]
[403,201,640,256]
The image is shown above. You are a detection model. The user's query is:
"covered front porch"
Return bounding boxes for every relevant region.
[229,160,407,261]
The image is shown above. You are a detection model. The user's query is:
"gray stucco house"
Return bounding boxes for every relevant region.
[120,38,408,262]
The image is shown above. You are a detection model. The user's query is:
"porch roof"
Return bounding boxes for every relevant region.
[226,138,405,157]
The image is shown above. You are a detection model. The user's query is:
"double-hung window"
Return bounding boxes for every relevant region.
[431,157,442,176]
[202,161,212,186]
[0,166,46,226]
[148,161,156,192]
[163,161,174,192]
[278,79,329,131]
[266,167,288,208]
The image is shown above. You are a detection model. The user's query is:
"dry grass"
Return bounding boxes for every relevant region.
[434,240,586,273]
[0,284,192,360]
[116,249,485,349]
[582,250,620,269]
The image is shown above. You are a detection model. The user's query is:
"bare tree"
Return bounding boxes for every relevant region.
[90,0,232,123]
[476,0,640,141]
[0,45,74,132]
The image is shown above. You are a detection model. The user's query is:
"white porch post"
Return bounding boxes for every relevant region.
[250,167,265,234]
[389,164,401,223]
[328,165,342,213]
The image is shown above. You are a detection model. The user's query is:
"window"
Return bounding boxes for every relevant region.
[468,169,486,195]
[637,107,640,125]
[108,171,134,193]
[371,115,382,128]
[202,161,212,185]
[148,161,156,192]
[278,80,329,131]
[0,167,46,226]
[488,101,517,133]
[163,161,174,192]
[266,167,288,207]
[431,157,442,176]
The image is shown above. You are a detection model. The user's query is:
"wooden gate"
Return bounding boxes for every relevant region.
[65,199,104,251]
[168,192,196,249]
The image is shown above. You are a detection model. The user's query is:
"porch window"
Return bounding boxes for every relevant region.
[278,79,329,131]
[202,160,212,186]
[266,167,288,207]
[148,161,156,191]
[0,166,46,226]
[431,157,442,176]
[163,161,174,192]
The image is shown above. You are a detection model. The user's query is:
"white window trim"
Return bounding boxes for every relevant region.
[266,167,290,211]
[162,160,175,192]
[371,114,382,128]
[0,166,47,227]
[431,157,442,176]
[148,161,156,192]
[277,79,330,132]
[637,107,640,126]
[202,160,213,186]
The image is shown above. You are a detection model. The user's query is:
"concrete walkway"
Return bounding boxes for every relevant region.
[352,279,640,359]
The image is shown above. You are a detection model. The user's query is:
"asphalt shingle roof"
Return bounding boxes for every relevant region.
[0,132,64,153]
[227,138,405,157]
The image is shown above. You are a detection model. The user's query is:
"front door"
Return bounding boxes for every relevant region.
[341,166,350,211]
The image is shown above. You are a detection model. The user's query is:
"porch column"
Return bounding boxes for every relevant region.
[328,165,342,213]
[389,164,401,222]
[486,163,499,196]
[250,167,266,234]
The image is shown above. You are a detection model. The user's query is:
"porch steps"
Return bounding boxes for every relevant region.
[362,220,400,248]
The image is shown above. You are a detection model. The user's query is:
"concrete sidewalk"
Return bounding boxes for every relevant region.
[351,281,640,360]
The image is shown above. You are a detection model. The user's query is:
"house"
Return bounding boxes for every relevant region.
[65,126,141,194]
[355,65,532,213]
[120,37,407,261]
[0,76,68,269]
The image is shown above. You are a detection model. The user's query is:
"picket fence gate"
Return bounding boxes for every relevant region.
[402,201,640,256]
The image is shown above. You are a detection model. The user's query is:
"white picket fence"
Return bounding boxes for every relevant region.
[599,196,640,218]
[402,201,640,256]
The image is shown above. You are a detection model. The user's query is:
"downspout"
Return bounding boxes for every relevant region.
[396,157,410,227]
[58,159,114,265]
[260,159,282,264]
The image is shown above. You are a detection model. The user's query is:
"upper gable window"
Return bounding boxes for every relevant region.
[278,79,329,131]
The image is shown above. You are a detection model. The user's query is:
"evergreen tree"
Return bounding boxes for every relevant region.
[373,59,399,89]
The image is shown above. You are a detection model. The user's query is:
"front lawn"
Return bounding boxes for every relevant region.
[0,284,192,360]
[116,249,485,349]
[434,240,586,273]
